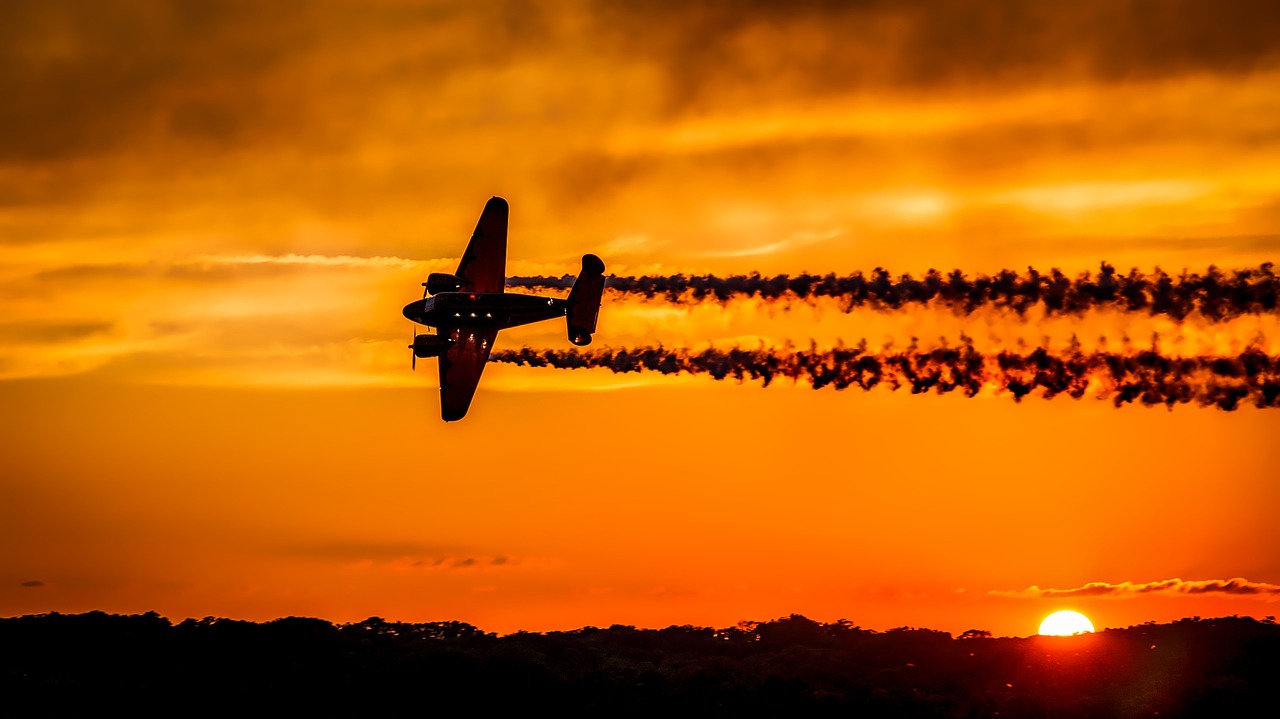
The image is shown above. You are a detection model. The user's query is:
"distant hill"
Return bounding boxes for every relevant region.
[2,612,1276,716]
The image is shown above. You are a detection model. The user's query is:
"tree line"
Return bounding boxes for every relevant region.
[2,611,1276,716]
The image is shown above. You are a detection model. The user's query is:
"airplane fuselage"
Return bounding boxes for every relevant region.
[403,291,567,331]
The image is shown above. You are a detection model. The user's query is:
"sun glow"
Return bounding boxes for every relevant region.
[1038,610,1096,636]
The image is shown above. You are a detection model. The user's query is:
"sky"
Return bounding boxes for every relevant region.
[2,0,1279,637]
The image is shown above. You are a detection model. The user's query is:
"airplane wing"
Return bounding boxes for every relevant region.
[437,326,499,421]
[455,196,508,294]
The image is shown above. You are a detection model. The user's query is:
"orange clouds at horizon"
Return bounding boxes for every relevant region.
[2,0,1279,638]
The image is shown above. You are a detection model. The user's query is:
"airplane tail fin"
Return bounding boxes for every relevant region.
[566,254,605,346]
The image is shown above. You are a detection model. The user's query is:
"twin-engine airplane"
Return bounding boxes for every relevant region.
[402,197,605,421]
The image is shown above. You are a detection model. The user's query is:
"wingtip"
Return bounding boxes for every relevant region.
[487,196,509,211]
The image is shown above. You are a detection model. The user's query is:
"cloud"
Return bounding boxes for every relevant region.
[286,540,458,563]
[5,0,1279,277]
[22,255,429,284]
[0,0,298,162]
[594,0,1280,112]
[385,555,519,572]
[285,540,518,572]
[992,577,1280,600]
[703,229,841,259]
[0,321,112,345]
[20,580,45,588]
[8,0,1275,171]
[596,235,668,258]
[189,253,422,269]
[0,0,550,162]
[11,255,571,292]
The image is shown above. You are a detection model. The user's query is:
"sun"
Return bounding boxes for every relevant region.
[1038,610,1095,636]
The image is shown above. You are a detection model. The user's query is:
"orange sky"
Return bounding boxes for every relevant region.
[2,0,1279,637]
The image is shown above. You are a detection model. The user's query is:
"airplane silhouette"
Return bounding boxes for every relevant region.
[402,197,605,421]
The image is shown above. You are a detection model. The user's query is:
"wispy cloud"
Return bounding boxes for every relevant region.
[283,540,518,572]
[383,555,516,572]
[704,229,841,259]
[991,577,1280,600]
[0,321,112,345]
[190,253,424,269]
[596,234,668,257]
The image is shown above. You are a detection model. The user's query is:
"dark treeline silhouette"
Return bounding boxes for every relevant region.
[1,612,1276,716]
[490,341,1280,410]
[507,262,1279,321]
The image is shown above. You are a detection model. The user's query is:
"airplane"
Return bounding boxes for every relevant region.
[402,196,605,421]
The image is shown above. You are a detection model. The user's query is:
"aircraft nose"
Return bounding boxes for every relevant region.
[403,300,421,321]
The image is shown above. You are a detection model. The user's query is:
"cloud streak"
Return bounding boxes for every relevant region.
[190,253,422,269]
[992,577,1280,601]
[490,340,1280,410]
[509,263,1280,322]
[0,321,112,345]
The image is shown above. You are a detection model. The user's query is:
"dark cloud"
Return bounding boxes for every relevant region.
[993,577,1280,599]
[509,262,1280,322]
[396,557,449,569]
[20,580,45,588]
[546,136,878,209]
[6,1,1276,167]
[491,340,1280,410]
[28,264,159,283]
[0,320,112,344]
[592,0,1280,111]
[387,556,514,571]
[0,0,573,165]
[376,556,518,571]
[0,0,297,162]
[545,114,1280,209]
[550,152,654,207]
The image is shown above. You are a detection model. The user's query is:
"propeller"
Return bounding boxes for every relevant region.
[409,327,417,371]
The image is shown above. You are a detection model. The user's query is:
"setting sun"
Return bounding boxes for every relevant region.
[1039,611,1096,636]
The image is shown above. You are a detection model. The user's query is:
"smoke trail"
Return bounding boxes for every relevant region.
[507,262,1279,321]
[490,340,1280,410]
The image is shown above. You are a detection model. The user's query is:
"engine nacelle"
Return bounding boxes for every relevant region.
[412,334,451,358]
[425,273,466,295]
